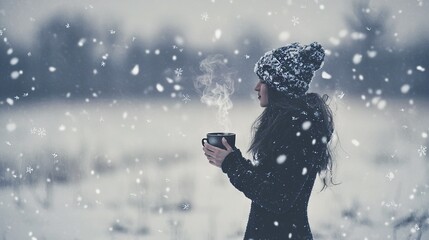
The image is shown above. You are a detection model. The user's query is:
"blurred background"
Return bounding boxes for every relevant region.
[0,0,428,239]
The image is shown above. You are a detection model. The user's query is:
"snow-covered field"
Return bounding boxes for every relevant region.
[0,98,428,240]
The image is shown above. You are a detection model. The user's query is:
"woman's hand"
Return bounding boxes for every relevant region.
[203,137,234,168]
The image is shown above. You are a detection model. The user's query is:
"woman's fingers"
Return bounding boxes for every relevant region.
[202,142,230,168]
[222,137,233,152]
[203,143,218,152]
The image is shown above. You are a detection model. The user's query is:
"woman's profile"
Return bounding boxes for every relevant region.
[202,42,335,240]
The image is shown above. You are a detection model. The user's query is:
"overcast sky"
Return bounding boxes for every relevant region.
[1,0,428,49]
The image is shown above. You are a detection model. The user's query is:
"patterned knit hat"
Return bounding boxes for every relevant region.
[254,42,325,98]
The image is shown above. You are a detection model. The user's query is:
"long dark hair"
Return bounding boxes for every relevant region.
[248,87,336,190]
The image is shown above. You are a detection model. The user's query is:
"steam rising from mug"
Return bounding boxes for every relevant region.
[194,55,234,131]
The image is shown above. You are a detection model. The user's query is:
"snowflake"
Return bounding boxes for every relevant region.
[411,224,420,233]
[175,68,183,77]
[245,55,250,59]
[291,16,300,26]
[182,94,191,103]
[110,29,116,34]
[26,166,34,174]
[201,12,209,21]
[417,0,423,6]
[65,23,70,28]
[0,30,3,36]
[52,153,58,158]
[181,203,191,210]
[418,145,427,157]
[31,127,46,137]
[385,171,395,181]
[337,91,345,99]
[14,96,19,100]
[101,61,106,67]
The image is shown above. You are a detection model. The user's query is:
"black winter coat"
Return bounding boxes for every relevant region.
[221,109,328,240]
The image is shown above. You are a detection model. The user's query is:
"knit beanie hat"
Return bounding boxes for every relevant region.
[254,42,325,98]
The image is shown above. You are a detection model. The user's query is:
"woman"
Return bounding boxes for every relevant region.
[202,42,335,240]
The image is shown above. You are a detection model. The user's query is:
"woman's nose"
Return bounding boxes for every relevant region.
[254,82,260,91]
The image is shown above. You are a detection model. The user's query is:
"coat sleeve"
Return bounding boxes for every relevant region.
[221,111,322,214]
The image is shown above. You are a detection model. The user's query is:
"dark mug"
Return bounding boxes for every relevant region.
[202,132,236,150]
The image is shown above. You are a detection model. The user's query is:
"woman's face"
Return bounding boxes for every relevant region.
[255,80,269,107]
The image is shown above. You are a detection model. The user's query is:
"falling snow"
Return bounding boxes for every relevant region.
[276,154,287,164]
[418,145,427,157]
[201,12,209,21]
[302,167,307,175]
[182,94,191,103]
[6,98,14,105]
[353,54,363,64]
[78,38,86,47]
[26,166,34,174]
[302,121,312,131]
[367,50,377,58]
[131,64,139,75]
[322,71,332,79]
[401,84,410,94]
[156,83,164,92]
[385,171,395,181]
[175,68,183,77]
[291,16,300,26]
[0,2,428,239]
[30,127,46,137]
[6,123,16,132]
[416,65,425,72]
[214,29,222,40]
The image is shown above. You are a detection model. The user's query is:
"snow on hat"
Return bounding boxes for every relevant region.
[254,42,325,98]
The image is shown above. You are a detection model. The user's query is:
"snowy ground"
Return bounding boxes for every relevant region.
[0,97,428,240]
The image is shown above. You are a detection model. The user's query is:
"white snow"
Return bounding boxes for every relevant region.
[416,65,425,72]
[6,98,14,105]
[78,38,86,47]
[353,54,363,64]
[377,99,387,110]
[302,121,312,131]
[322,71,332,79]
[58,125,66,131]
[401,84,410,94]
[302,167,308,175]
[351,139,360,146]
[367,50,377,58]
[278,31,290,41]
[156,83,164,92]
[49,66,56,72]
[6,122,16,132]
[214,29,222,39]
[10,71,20,79]
[276,154,287,164]
[131,64,139,75]
[10,57,19,65]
